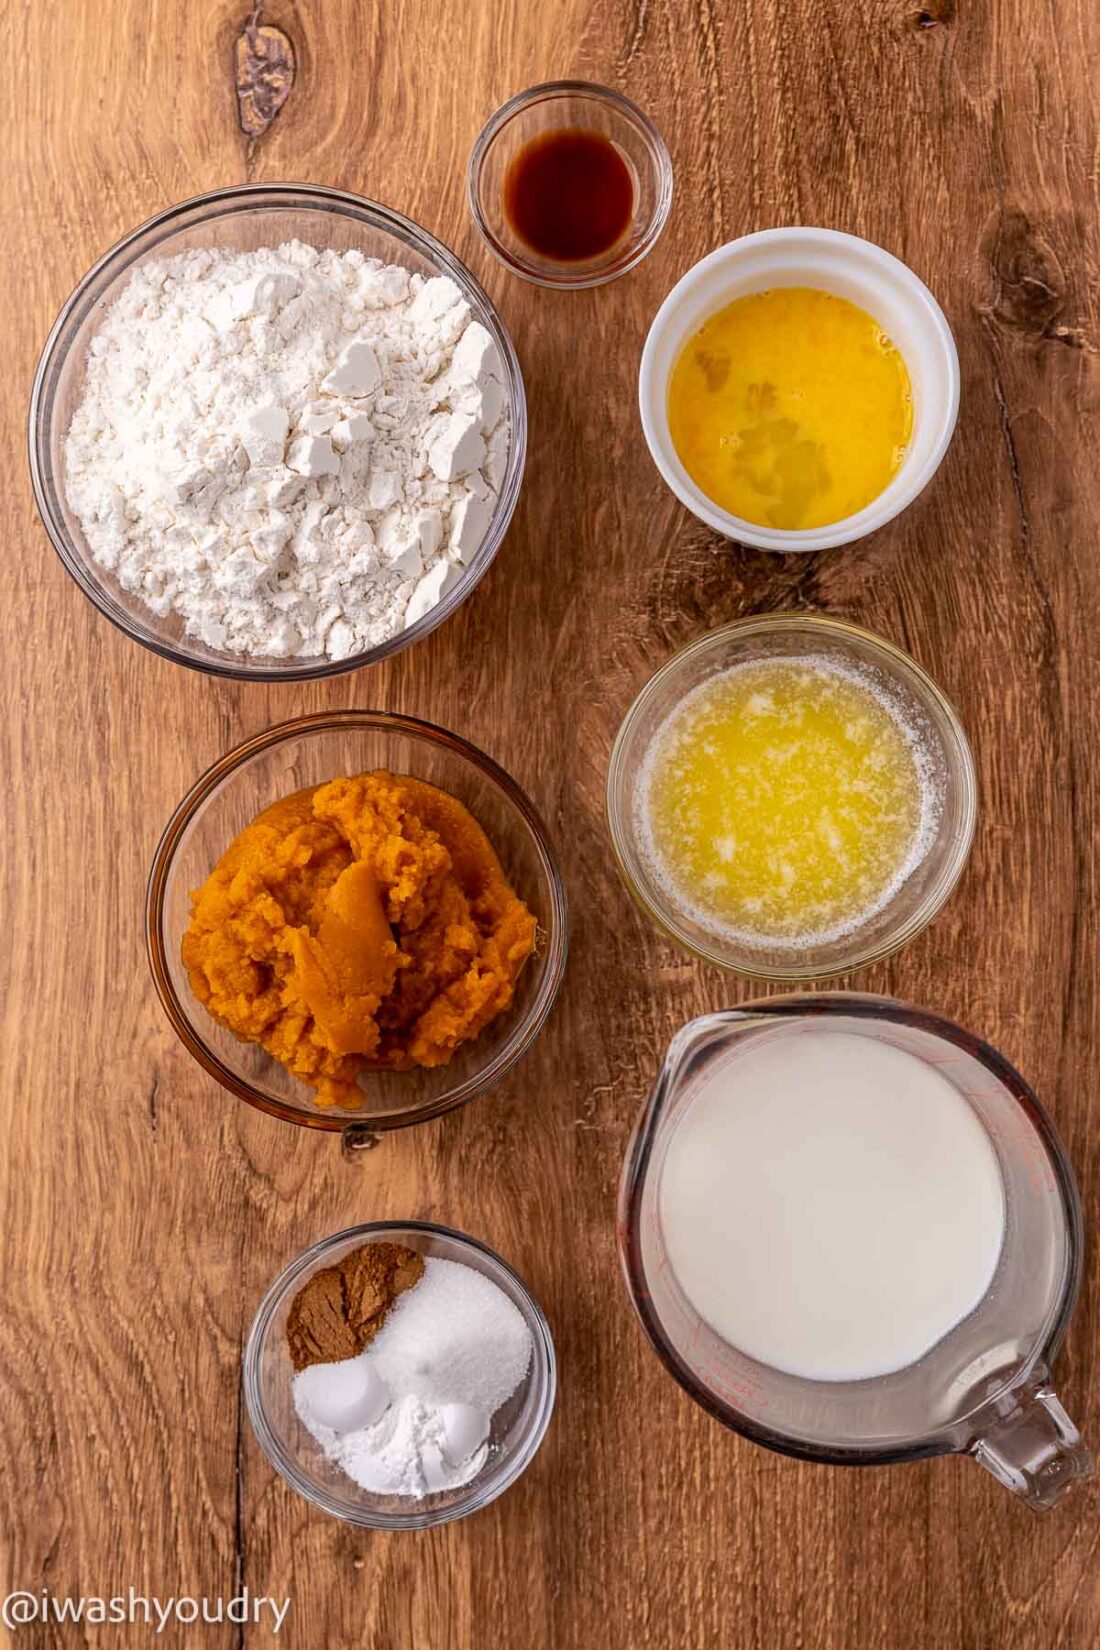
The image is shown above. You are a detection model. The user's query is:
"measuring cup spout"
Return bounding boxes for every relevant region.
[970,1368,1093,1510]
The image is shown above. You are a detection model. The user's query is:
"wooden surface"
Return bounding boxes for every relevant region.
[3,0,1099,1645]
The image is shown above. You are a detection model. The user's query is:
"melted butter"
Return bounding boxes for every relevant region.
[642,658,931,944]
[667,288,913,531]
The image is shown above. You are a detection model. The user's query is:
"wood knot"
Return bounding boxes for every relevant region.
[982,207,1071,342]
[235,9,296,139]
[645,528,825,641]
[911,0,954,27]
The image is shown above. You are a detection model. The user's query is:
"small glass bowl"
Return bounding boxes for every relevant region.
[467,81,673,289]
[606,614,977,980]
[28,183,527,680]
[147,711,568,1133]
[245,1222,557,1529]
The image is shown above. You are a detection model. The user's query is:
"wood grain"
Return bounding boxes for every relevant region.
[3,0,1099,1645]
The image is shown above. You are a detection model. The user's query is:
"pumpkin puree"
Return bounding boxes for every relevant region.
[182,771,537,1107]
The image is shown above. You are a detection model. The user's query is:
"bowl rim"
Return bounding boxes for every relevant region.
[27,181,528,681]
[637,225,960,552]
[466,79,674,290]
[605,611,978,980]
[146,708,569,1131]
[244,1219,558,1528]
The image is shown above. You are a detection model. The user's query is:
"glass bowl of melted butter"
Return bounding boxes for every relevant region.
[607,614,977,979]
[639,228,959,552]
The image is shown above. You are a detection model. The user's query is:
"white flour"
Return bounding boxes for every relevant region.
[64,241,509,660]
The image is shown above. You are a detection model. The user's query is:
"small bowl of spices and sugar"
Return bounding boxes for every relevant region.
[468,81,673,288]
[244,1223,556,1528]
[147,710,568,1138]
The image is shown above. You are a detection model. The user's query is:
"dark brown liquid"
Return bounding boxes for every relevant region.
[503,128,635,263]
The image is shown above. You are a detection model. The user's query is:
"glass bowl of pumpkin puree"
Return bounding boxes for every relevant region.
[147,712,568,1135]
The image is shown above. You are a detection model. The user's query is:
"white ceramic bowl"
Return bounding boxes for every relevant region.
[638,228,960,553]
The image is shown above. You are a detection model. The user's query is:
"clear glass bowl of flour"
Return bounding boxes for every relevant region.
[245,1222,557,1529]
[28,184,526,681]
[146,710,569,1139]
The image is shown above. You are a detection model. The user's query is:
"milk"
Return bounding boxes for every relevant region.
[659,1029,1006,1382]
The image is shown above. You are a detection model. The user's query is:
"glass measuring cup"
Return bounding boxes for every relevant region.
[618,993,1092,1509]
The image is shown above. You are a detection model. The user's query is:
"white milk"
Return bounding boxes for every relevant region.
[659,1029,1006,1382]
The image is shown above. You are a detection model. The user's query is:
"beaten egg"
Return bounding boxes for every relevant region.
[667,287,913,531]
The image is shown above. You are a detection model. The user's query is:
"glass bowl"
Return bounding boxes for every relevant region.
[28,183,527,681]
[467,81,673,289]
[245,1222,557,1528]
[147,710,568,1133]
[606,614,977,980]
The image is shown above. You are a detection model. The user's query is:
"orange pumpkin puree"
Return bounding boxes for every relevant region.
[182,772,538,1108]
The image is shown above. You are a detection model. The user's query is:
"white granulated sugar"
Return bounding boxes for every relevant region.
[293,1256,534,1499]
[367,1257,534,1414]
[63,241,509,660]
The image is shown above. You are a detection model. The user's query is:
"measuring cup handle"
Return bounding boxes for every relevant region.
[970,1367,1093,1510]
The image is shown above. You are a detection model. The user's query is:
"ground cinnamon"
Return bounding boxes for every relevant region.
[286,1241,424,1371]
